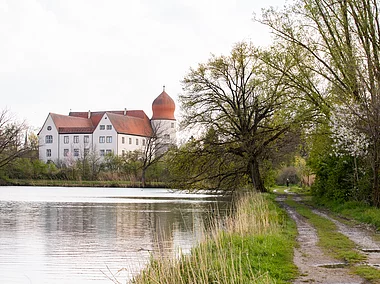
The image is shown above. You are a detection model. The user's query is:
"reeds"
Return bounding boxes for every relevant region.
[131,192,297,284]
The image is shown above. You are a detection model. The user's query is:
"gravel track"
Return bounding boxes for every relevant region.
[276,195,369,284]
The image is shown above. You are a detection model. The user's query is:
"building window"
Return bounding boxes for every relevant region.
[99,136,105,143]
[129,137,132,144]
[136,139,139,145]
[106,125,112,130]
[84,136,89,144]
[106,149,112,155]
[100,149,105,156]
[164,134,170,141]
[45,135,53,144]
[171,122,175,128]
[84,148,89,156]
[46,149,51,157]
[47,126,52,131]
[74,136,79,143]
[74,149,79,157]
[142,139,146,146]
[100,125,105,130]
[106,136,112,143]
[122,137,125,144]
[64,149,69,157]
[64,136,69,144]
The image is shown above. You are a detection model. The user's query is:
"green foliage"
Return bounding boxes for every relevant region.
[3,158,58,180]
[165,136,248,192]
[311,153,372,203]
[179,42,310,192]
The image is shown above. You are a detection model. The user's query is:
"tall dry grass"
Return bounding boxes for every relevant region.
[130,192,296,284]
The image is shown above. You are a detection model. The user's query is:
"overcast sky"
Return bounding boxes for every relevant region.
[1,0,287,131]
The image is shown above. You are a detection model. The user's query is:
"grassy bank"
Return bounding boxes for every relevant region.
[131,192,298,284]
[4,179,167,188]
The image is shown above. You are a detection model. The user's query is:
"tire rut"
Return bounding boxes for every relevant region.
[311,208,380,269]
[276,195,367,284]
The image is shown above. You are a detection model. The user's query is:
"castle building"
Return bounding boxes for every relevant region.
[38,88,176,163]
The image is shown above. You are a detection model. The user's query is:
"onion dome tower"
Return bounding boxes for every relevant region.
[151,86,177,152]
[152,86,176,120]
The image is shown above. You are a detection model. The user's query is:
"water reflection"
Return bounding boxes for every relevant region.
[0,187,230,283]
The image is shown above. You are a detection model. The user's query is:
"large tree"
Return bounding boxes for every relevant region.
[0,109,31,172]
[180,42,309,192]
[260,0,380,206]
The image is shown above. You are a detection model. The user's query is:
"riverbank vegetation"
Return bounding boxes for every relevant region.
[131,192,298,284]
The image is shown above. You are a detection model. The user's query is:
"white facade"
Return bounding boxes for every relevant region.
[38,115,59,163]
[39,89,177,164]
[92,114,118,158]
[59,133,93,165]
[151,119,177,150]
[117,134,147,156]
[39,113,175,164]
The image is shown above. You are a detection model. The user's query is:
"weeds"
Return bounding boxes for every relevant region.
[131,192,298,284]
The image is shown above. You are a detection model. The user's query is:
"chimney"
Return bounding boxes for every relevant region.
[88,110,91,119]
[124,108,127,116]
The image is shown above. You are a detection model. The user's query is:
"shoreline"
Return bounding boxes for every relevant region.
[1,179,169,188]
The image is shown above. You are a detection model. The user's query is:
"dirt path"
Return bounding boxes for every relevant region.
[312,208,380,270]
[276,195,370,283]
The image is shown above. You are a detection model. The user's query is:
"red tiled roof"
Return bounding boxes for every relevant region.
[48,110,152,136]
[69,110,147,127]
[107,112,152,137]
[50,113,94,134]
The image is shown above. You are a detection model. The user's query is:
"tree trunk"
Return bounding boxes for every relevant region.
[141,167,146,188]
[250,157,267,192]
[372,146,380,207]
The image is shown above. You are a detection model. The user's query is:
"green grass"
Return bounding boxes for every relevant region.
[354,265,380,284]
[313,198,380,231]
[286,198,365,264]
[131,192,298,284]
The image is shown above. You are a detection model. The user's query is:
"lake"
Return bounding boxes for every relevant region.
[0,186,230,283]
